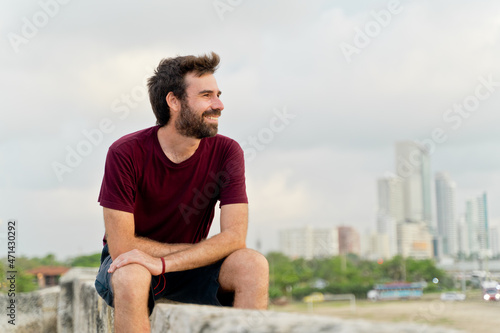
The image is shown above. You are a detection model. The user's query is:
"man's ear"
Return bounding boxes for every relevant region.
[166,92,180,113]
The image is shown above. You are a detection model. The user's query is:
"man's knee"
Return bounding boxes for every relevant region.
[221,249,269,286]
[111,264,151,300]
[241,249,269,276]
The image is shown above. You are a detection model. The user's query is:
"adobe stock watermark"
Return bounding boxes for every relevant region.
[339,0,403,64]
[213,0,244,21]
[409,299,448,329]
[240,106,296,163]
[7,0,72,54]
[236,309,271,332]
[51,69,153,182]
[388,74,499,180]
[3,219,18,326]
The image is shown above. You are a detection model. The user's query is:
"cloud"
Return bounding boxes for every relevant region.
[247,170,318,224]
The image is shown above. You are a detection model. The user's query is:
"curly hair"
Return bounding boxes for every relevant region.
[147,52,220,126]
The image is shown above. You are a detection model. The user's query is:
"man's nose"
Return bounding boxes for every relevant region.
[212,96,224,111]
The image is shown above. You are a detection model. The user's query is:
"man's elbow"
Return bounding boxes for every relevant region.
[108,245,124,261]
[235,240,246,250]
[107,238,135,260]
[233,234,247,250]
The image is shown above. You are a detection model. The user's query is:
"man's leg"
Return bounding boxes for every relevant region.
[218,248,269,309]
[112,263,152,332]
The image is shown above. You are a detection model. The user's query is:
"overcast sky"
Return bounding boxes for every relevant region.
[1,0,500,259]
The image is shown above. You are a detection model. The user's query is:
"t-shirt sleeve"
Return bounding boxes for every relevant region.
[218,140,248,206]
[98,146,136,213]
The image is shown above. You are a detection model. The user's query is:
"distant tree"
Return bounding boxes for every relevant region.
[69,253,101,267]
[15,268,38,293]
[0,262,37,293]
[267,252,300,296]
[380,255,406,281]
[266,252,454,300]
[23,254,66,268]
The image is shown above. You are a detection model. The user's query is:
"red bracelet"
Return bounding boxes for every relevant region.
[160,257,165,275]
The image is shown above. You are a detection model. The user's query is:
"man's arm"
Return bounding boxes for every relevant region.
[104,207,193,260]
[107,203,248,275]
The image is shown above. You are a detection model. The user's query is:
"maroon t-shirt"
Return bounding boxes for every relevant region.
[98,126,248,244]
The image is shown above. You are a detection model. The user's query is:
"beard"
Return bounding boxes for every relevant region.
[175,100,220,139]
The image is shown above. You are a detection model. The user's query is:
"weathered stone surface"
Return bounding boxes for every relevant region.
[77,280,114,333]
[57,267,113,333]
[150,303,465,333]
[0,286,59,333]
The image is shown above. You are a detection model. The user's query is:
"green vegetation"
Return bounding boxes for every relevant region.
[267,253,453,301]
[0,260,39,293]
[0,252,101,294]
[68,253,101,268]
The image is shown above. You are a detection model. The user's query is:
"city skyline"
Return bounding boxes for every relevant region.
[278,140,498,261]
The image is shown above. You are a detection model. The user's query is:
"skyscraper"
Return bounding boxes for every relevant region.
[363,232,391,260]
[372,141,436,259]
[397,221,433,259]
[478,193,489,252]
[395,141,432,227]
[435,172,458,256]
[377,175,404,257]
[466,192,489,257]
[490,225,500,258]
[457,216,470,258]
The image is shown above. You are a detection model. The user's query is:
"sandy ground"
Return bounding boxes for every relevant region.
[269,291,500,333]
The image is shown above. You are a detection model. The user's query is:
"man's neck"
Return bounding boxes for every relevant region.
[157,124,201,164]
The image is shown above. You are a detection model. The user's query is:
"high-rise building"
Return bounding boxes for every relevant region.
[377,176,405,223]
[377,176,404,257]
[478,193,489,252]
[395,141,432,227]
[338,226,361,255]
[465,192,489,257]
[457,216,470,258]
[435,172,458,256]
[362,232,391,260]
[397,221,433,259]
[279,226,339,259]
[489,225,500,258]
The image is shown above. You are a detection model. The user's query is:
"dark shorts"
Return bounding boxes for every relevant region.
[94,245,233,314]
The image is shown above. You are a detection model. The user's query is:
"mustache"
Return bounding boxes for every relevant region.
[203,109,221,117]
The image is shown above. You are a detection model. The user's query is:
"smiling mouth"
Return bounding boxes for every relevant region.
[205,116,219,121]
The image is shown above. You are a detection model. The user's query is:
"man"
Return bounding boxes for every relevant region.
[94,52,269,332]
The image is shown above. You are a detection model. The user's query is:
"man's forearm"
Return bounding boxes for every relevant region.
[132,236,193,257]
[162,229,245,273]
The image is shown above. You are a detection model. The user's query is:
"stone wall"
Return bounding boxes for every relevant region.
[0,285,59,333]
[57,267,114,333]
[0,268,465,333]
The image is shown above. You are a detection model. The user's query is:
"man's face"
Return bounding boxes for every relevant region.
[175,73,224,139]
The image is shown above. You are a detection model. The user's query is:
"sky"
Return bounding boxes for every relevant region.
[1,0,500,259]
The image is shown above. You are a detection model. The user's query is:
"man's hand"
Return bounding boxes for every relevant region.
[108,249,163,276]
